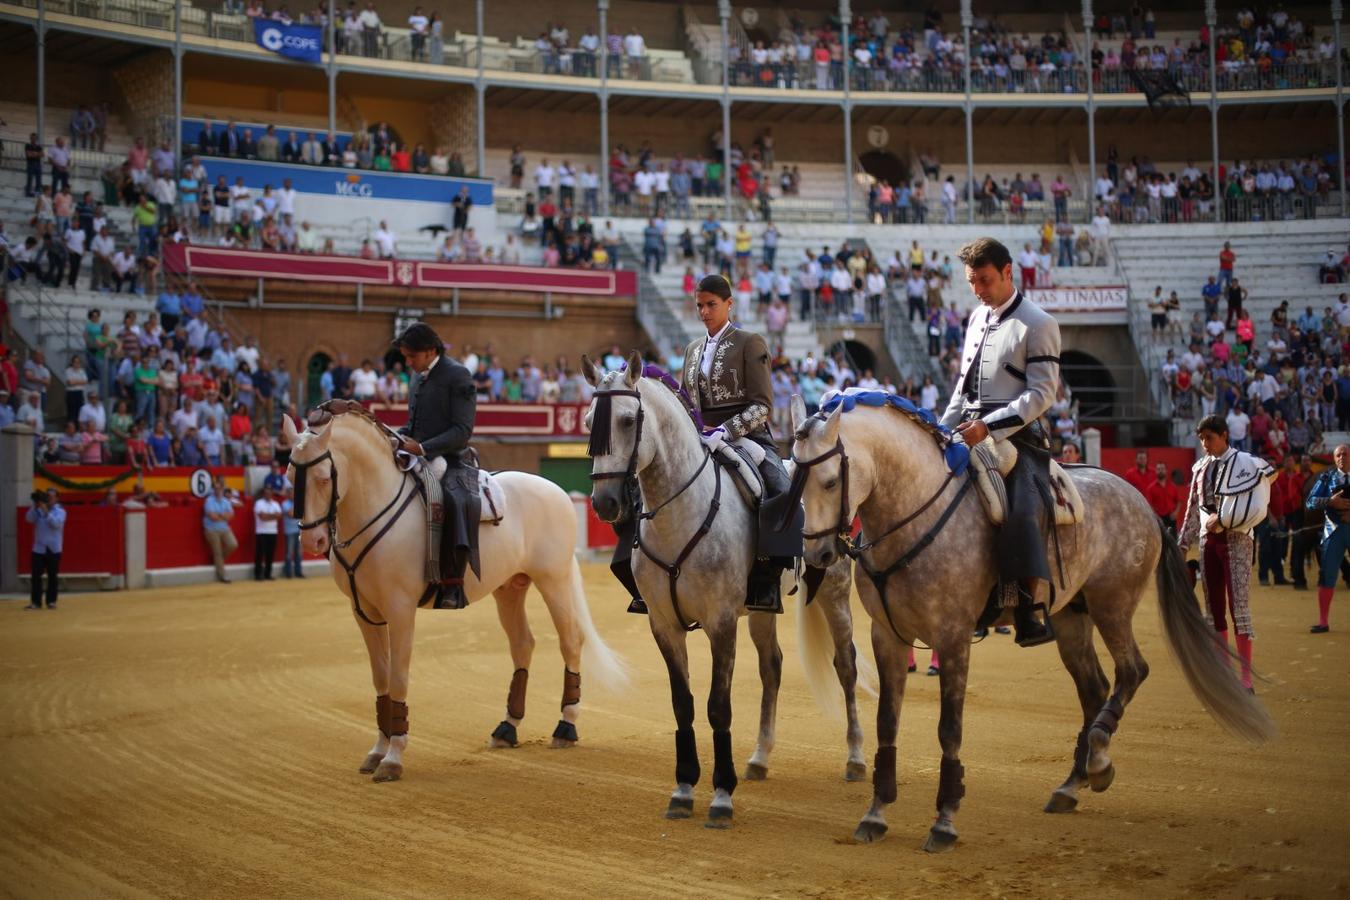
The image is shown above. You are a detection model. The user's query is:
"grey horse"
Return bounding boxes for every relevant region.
[583,353,873,827]
[789,395,1276,852]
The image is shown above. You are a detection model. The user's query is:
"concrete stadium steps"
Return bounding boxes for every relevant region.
[10,281,158,370]
[0,100,137,159]
[1114,221,1347,404]
[0,168,137,246]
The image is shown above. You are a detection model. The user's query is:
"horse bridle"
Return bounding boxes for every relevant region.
[790,422,975,642]
[290,415,423,627]
[587,382,719,632]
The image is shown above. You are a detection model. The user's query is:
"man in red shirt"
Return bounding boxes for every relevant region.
[178,357,205,403]
[1218,240,1236,291]
[1260,453,1304,585]
[1144,462,1181,532]
[1122,448,1151,495]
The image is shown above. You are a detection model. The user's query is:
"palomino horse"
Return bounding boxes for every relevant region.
[583,354,874,827]
[789,392,1275,852]
[284,403,627,783]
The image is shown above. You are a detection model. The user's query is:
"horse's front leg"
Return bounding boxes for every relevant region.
[822,567,867,781]
[355,612,391,775]
[855,616,909,842]
[704,614,738,828]
[923,638,970,853]
[742,611,781,781]
[371,606,416,783]
[652,621,698,820]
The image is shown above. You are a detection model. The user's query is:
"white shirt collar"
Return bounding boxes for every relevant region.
[700,321,734,379]
[988,290,1019,321]
[421,354,440,376]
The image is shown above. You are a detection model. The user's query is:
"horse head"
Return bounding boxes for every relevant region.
[790,394,871,569]
[582,350,650,523]
[285,412,338,556]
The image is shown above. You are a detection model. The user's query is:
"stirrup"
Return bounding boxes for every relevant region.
[434,580,468,610]
[1014,600,1055,648]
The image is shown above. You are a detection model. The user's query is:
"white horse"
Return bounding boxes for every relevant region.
[284,402,627,783]
[583,353,876,828]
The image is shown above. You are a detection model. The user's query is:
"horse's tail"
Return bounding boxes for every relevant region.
[796,562,878,723]
[569,555,632,695]
[1155,520,1276,744]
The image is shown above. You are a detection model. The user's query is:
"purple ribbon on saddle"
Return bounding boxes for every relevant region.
[620,362,706,432]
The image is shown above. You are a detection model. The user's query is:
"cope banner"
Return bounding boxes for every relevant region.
[253,19,323,63]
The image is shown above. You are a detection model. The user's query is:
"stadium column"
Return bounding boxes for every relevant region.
[0,424,36,595]
[35,0,44,149]
[1335,0,1346,218]
[841,0,853,224]
[962,0,974,224]
[174,0,183,170]
[326,0,336,136]
[1082,0,1095,225]
[598,0,610,217]
[1206,0,1222,222]
[475,0,486,178]
[719,0,732,220]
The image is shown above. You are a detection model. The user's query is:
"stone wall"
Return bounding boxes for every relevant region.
[112,51,176,146]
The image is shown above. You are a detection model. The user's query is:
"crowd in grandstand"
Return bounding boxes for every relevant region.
[189,118,471,176]
[1147,239,1350,456]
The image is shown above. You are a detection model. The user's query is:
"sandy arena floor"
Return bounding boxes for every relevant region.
[1,564,1347,899]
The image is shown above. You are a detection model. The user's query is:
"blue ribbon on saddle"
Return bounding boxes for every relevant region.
[820,389,971,477]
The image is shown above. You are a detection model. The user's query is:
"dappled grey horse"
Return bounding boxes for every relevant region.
[790,393,1276,852]
[583,353,873,828]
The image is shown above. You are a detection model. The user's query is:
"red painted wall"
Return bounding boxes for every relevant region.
[17,505,126,575]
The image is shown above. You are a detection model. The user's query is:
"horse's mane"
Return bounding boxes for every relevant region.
[305,398,396,442]
[796,389,971,475]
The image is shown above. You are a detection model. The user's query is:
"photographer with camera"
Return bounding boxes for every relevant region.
[25,488,66,610]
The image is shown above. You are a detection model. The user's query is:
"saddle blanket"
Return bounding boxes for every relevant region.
[400,452,507,524]
[702,432,765,504]
[968,436,1083,528]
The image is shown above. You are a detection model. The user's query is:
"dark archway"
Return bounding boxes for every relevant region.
[859,150,910,187]
[827,339,877,377]
[1061,350,1116,420]
[306,352,332,410]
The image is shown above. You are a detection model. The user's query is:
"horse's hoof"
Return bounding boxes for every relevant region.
[705,805,733,829]
[852,818,888,843]
[1044,790,1079,813]
[743,762,768,781]
[550,720,577,748]
[371,761,403,783]
[490,721,519,749]
[665,796,694,820]
[922,826,958,853]
[844,761,868,782]
[1088,763,1115,793]
[358,752,384,775]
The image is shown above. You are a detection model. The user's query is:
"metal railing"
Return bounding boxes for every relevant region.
[8,0,1348,97]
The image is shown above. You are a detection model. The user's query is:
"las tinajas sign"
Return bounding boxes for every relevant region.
[1025,286,1128,313]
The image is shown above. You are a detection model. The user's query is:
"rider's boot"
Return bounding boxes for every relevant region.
[1012,579,1054,647]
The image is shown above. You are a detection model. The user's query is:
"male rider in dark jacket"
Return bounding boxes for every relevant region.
[395,322,478,608]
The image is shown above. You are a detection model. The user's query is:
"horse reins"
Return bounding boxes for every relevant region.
[589,383,719,632]
[790,424,974,643]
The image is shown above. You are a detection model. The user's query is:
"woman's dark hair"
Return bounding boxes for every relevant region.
[697,273,732,300]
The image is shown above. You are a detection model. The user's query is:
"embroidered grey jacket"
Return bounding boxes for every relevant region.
[681,324,774,440]
[939,291,1061,442]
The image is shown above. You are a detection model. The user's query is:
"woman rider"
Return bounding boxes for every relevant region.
[680,273,799,612]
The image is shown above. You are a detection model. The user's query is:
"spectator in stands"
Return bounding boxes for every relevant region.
[25,488,65,610]
[202,478,238,583]
[624,26,646,77]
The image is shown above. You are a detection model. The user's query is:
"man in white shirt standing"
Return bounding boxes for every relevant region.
[372,220,396,259]
[253,485,283,581]
[276,178,297,220]
[623,26,646,77]
[534,158,555,199]
[1017,243,1039,291]
[63,222,86,290]
[1090,206,1112,265]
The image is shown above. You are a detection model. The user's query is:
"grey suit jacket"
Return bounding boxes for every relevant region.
[939,291,1061,442]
